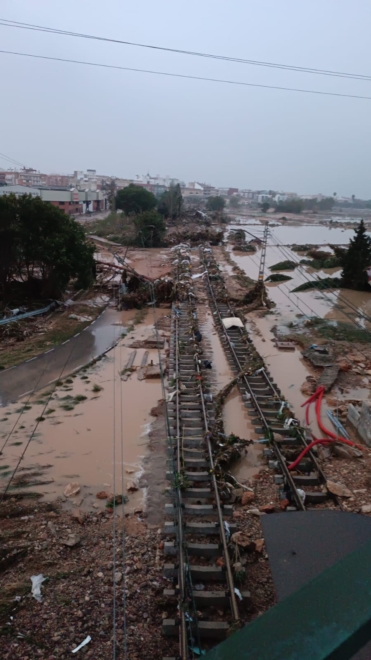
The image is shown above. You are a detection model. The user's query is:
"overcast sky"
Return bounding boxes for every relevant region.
[1,0,371,197]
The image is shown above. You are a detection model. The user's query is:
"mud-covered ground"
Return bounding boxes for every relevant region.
[0,499,178,660]
[3,239,371,660]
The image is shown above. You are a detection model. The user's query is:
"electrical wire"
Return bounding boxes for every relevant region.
[119,340,128,659]
[264,232,371,364]
[0,350,58,455]
[0,332,79,502]
[1,49,371,101]
[276,234,371,324]
[0,150,26,167]
[269,239,371,345]
[244,248,318,319]
[112,342,117,660]
[2,18,371,83]
[270,233,371,328]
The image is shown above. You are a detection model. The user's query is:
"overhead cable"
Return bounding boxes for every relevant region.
[1,18,371,83]
[1,50,371,100]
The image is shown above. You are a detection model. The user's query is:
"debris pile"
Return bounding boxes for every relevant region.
[166,226,223,246]
[95,257,175,308]
[229,229,257,253]
[201,245,271,310]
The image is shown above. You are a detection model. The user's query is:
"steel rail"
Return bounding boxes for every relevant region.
[201,250,305,511]
[174,308,189,660]
[188,298,240,623]
[166,246,242,657]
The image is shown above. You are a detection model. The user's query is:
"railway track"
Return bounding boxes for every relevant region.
[200,246,336,512]
[162,246,248,659]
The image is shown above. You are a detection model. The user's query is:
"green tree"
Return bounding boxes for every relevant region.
[274,198,304,214]
[352,194,356,203]
[157,183,183,219]
[0,194,20,293]
[302,197,333,211]
[115,184,157,215]
[341,219,371,291]
[0,194,95,298]
[229,196,241,209]
[206,196,226,212]
[260,202,270,213]
[134,210,166,247]
[185,195,202,207]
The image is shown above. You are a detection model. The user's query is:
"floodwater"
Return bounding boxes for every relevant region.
[226,223,371,438]
[269,224,368,246]
[0,311,167,514]
[229,224,371,328]
[199,308,262,480]
[0,307,133,406]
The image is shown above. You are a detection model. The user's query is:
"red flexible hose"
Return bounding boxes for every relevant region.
[287,387,364,470]
[287,438,334,470]
[301,389,319,426]
[315,386,363,449]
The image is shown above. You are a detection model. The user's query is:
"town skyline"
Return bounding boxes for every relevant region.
[0,164,365,202]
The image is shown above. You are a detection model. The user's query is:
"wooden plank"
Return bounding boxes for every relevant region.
[121,350,136,381]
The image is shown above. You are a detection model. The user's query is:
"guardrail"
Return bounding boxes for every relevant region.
[0,303,56,326]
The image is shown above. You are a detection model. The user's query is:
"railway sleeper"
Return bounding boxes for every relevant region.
[164,541,221,557]
[164,563,225,581]
[163,588,251,607]
[162,619,229,640]
[164,521,238,535]
[303,491,328,504]
[177,439,206,448]
[166,471,211,482]
[165,504,233,517]
[292,474,322,486]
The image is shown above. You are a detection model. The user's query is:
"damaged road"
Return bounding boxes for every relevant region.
[0,308,123,404]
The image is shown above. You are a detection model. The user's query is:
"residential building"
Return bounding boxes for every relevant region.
[239,190,254,200]
[257,193,272,204]
[0,184,108,214]
[182,187,204,198]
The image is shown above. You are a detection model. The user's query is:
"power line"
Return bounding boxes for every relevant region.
[0,333,79,502]
[1,49,371,101]
[0,351,57,456]
[1,17,371,83]
[0,150,26,168]
[112,343,117,660]
[270,233,371,327]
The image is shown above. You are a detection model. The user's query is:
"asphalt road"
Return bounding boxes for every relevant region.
[0,308,123,406]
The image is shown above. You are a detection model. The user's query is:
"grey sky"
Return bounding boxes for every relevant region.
[1,0,371,197]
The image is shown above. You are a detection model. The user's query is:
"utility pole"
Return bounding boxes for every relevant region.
[258,222,269,283]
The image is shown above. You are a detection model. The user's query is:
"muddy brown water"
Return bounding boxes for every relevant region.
[199,308,263,482]
[226,225,371,439]
[0,310,169,514]
[229,224,371,327]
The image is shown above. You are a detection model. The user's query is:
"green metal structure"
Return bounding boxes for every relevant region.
[203,539,371,660]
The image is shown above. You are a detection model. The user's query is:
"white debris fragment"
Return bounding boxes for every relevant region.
[72,635,92,653]
[30,574,46,602]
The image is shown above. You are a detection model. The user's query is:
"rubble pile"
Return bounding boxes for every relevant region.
[201,245,271,310]
[0,500,178,660]
[95,258,174,308]
[229,229,257,253]
[166,226,223,246]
